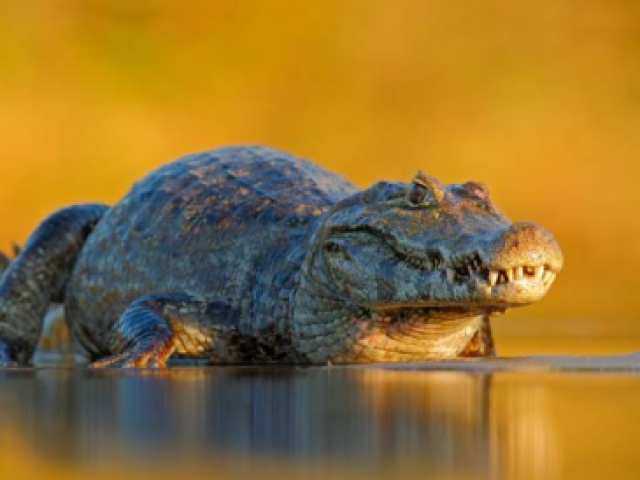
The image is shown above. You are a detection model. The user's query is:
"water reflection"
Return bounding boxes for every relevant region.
[0,367,639,479]
[0,368,491,476]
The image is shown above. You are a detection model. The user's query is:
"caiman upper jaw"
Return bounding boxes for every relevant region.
[387,221,562,307]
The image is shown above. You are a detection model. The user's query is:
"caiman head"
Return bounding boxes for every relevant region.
[314,171,563,317]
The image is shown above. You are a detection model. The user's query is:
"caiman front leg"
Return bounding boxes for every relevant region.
[0,204,108,366]
[459,315,496,358]
[90,294,237,368]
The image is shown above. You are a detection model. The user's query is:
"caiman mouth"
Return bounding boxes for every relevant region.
[395,247,558,293]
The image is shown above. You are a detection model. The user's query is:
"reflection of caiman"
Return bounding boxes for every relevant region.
[0,368,496,473]
[0,146,562,367]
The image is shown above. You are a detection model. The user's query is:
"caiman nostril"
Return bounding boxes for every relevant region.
[486,221,563,273]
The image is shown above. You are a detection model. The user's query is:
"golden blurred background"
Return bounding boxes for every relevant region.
[0,0,639,334]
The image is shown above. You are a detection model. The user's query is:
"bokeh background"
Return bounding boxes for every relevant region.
[1,0,639,344]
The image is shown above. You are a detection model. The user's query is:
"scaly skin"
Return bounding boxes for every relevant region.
[0,146,562,367]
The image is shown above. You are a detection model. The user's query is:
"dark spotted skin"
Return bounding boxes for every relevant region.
[0,146,561,367]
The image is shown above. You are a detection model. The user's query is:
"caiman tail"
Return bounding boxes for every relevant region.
[0,204,109,365]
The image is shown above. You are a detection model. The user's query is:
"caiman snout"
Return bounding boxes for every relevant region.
[476,222,562,304]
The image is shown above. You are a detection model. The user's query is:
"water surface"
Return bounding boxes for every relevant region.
[1,351,640,480]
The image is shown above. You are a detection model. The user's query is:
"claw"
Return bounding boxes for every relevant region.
[89,352,130,369]
[89,339,175,369]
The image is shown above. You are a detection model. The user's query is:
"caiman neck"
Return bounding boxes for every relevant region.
[291,231,486,364]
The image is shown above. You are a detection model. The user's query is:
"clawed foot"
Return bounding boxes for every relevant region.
[89,339,175,369]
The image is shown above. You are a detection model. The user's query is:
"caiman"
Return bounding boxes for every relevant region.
[0,146,563,367]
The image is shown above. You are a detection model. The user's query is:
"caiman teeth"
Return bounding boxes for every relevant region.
[506,269,515,283]
[515,266,524,280]
[447,268,455,283]
[485,265,555,288]
[400,249,558,290]
[542,270,555,285]
[534,265,544,281]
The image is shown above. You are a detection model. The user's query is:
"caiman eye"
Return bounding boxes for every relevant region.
[406,182,431,207]
[405,170,440,207]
